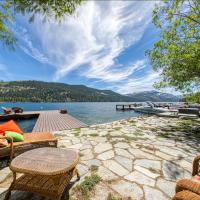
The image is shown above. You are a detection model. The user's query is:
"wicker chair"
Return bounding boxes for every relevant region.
[172,155,200,200]
[0,132,58,168]
[173,190,200,200]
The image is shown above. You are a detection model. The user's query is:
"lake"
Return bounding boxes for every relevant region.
[0,102,144,132]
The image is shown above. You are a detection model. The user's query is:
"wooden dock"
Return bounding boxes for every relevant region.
[116,104,138,111]
[0,110,87,132]
[32,110,86,132]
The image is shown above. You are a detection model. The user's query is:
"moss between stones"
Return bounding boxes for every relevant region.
[136,144,158,151]
[72,175,101,200]
[89,133,99,137]
[103,133,147,143]
[73,132,80,137]
[90,165,99,173]
[107,193,123,200]
[73,128,81,137]
[79,152,84,157]
[114,127,121,130]
[128,120,137,126]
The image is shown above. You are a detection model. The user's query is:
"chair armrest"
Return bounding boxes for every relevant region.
[193,155,200,176]
[0,136,14,162]
[176,179,200,195]
[173,190,200,200]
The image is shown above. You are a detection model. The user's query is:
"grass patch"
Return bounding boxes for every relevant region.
[107,193,122,200]
[79,152,84,157]
[158,132,171,139]
[104,133,112,141]
[136,144,158,151]
[104,133,144,143]
[128,120,137,126]
[74,128,81,132]
[177,119,199,126]
[90,165,99,173]
[110,140,118,145]
[123,135,137,141]
[148,167,160,174]
[144,146,155,151]
[72,175,101,200]
[73,132,80,137]
[89,133,99,137]
[73,128,81,137]
[114,127,121,130]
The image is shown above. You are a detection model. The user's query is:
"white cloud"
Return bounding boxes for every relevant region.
[85,59,146,82]
[116,70,161,94]
[17,1,157,82]
[114,68,182,95]
[15,27,50,64]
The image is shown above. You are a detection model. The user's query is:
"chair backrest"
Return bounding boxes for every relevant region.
[0,136,14,162]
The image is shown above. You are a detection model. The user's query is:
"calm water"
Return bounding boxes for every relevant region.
[0,102,143,132]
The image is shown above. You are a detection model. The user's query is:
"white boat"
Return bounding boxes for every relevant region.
[134,101,176,114]
[134,106,169,114]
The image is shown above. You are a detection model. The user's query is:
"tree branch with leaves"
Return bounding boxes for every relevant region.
[0,0,82,49]
[146,0,200,102]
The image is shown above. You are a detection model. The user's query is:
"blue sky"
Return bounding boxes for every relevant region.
[0,1,177,94]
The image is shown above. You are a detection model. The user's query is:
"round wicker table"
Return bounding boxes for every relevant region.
[5,147,80,200]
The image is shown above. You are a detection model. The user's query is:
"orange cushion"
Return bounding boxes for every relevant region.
[0,120,23,135]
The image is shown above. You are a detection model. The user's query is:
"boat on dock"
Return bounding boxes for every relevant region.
[134,106,171,114]
[133,101,177,114]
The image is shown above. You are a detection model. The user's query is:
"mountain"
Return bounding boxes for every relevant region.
[126,90,181,102]
[0,81,133,102]
[0,81,181,102]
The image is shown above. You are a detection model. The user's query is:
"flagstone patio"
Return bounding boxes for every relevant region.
[0,116,199,200]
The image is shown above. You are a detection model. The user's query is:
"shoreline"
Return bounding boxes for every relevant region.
[1,115,199,199]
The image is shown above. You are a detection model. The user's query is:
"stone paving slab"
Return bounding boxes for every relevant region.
[1,116,199,200]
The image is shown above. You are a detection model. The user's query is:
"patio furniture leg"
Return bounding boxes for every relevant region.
[73,168,80,180]
[76,169,80,180]
[4,172,16,200]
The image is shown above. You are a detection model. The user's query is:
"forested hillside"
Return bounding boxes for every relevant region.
[0,81,133,102]
[0,81,181,102]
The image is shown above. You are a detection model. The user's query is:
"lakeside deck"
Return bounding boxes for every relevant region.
[0,110,87,132]
[116,104,137,111]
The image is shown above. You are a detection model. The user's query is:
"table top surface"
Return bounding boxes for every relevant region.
[10,147,79,175]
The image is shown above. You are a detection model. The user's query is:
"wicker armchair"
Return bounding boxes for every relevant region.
[172,155,200,200]
[0,136,14,162]
[0,132,58,168]
[173,190,200,200]
[193,155,200,177]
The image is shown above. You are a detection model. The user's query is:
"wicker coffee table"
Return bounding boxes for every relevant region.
[5,147,80,200]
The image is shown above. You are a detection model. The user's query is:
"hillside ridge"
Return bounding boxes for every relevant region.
[0,81,181,102]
